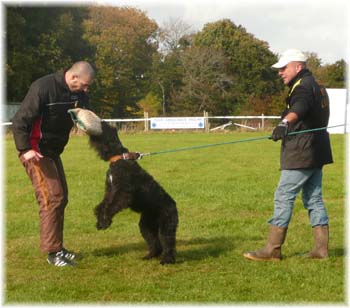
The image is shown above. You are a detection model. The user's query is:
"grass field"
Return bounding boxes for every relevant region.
[3,131,346,304]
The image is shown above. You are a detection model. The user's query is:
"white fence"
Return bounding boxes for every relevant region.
[3,113,348,134]
[2,88,348,133]
[100,114,279,132]
[79,89,350,134]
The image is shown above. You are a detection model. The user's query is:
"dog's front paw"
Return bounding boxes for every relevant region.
[143,249,162,260]
[96,218,112,230]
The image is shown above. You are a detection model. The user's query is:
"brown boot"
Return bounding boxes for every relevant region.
[305,225,329,259]
[243,225,288,261]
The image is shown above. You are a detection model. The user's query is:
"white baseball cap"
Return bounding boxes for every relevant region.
[271,49,307,68]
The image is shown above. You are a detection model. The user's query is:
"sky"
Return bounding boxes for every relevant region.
[111,0,349,65]
[2,0,349,64]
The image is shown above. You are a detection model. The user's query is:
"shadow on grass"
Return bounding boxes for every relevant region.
[91,236,235,263]
[92,242,145,257]
[329,247,345,257]
[287,247,344,258]
[176,236,235,263]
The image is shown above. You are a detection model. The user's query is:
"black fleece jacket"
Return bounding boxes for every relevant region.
[280,69,333,169]
[12,71,90,157]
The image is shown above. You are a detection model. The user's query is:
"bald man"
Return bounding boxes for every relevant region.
[12,61,95,267]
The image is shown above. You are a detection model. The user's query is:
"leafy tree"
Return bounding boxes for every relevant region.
[299,52,345,88]
[193,19,283,114]
[6,8,32,101]
[240,93,286,116]
[82,6,158,117]
[136,92,162,117]
[157,18,193,55]
[304,52,323,84]
[148,51,184,115]
[6,7,345,119]
[172,46,234,115]
[6,6,91,102]
[304,52,322,70]
[147,19,194,115]
[319,60,346,88]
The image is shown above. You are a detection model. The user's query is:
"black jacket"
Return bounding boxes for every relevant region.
[280,69,333,169]
[12,71,90,157]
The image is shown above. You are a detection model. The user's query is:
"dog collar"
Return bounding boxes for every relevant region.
[109,155,124,164]
[109,153,135,164]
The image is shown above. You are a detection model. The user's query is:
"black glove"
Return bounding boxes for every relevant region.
[271,121,288,142]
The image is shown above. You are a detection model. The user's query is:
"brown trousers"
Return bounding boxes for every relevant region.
[20,155,68,253]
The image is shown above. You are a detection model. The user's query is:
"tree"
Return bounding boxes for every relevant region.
[6,6,91,102]
[147,19,193,115]
[148,51,184,115]
[82,6,158,117]
[193,19,283,113]
[6,8,31,101]
[156,18,193,55]
[322,60,346,88]
[298,52,345,88]
[172,46,234,115]
[304,52,322,71]
[136,92,162,117]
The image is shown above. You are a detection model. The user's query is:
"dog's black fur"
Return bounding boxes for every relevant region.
[90,121,178,264]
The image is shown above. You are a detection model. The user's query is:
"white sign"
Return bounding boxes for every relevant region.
[327,88,347,134]
[150,117,205,129]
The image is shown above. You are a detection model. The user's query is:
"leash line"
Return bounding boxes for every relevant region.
[141,124,345,157]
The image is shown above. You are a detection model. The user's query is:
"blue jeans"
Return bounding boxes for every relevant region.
[268,168,329,228]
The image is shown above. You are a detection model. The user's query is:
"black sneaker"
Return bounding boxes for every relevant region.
[47,250,76,267]
[62,247,76,260]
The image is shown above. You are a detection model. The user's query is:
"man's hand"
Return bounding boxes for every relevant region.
[271,120,288,142]
[21,150,43,162]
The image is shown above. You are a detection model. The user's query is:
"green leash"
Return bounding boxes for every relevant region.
[140,124,345,158]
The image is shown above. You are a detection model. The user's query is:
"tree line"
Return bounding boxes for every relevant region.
[6,6,346,118]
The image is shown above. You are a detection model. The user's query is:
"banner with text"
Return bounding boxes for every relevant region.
[150,117,205,129]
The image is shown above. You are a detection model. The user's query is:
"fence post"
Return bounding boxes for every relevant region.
[261,113,264,130]
[204,111,209,133]
[144,111,149,131]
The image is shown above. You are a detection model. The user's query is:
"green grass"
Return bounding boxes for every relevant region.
[3,132,346,304]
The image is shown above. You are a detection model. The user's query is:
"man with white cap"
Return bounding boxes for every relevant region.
[243,49,333,261]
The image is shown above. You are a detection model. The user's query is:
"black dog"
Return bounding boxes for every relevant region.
[90,122,178,264]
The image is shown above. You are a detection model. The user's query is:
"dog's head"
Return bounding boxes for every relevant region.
[95,207,112,230]
[94,204,113,230]
[89,121,128,161]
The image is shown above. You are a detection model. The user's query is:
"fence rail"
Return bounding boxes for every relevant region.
[2,114,280,132]
[98,112,280,131]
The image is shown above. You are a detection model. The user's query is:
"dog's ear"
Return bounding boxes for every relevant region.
[100,121,116,137]
[89,121,129,160]
[101,121,112,130]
